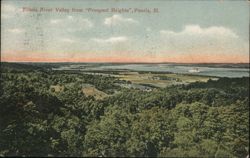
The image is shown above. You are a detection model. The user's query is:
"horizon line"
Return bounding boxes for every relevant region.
[1,61,250,64]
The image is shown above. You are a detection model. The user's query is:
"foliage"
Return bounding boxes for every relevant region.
[0,63,249,157]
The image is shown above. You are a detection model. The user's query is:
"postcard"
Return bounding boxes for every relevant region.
[1,0,249,157]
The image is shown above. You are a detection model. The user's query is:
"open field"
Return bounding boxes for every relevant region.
[117,72,216,88]
[85,71,218,88]
[50,85,64,92]
[82,86,109,100]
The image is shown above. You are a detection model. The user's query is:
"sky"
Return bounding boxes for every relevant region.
[1,0,249,63]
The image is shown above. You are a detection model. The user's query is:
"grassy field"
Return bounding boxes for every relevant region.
[82,86,109,100]
[50,85,64,92]
[112,71,217,88]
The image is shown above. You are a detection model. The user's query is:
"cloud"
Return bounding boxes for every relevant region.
[146,27,151,32]
[1,4,17,19]
[104,14,138,26]
[1,4,16,12]
[60,38,76,43]
[160,25,238,38]
[159,25,247,56]
[91,36,128,44]
[50,19,62,24]
[50,16,93,31]
[7,28,24,34]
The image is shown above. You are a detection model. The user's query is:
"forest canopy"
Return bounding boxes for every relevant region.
[0,62,249,157]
